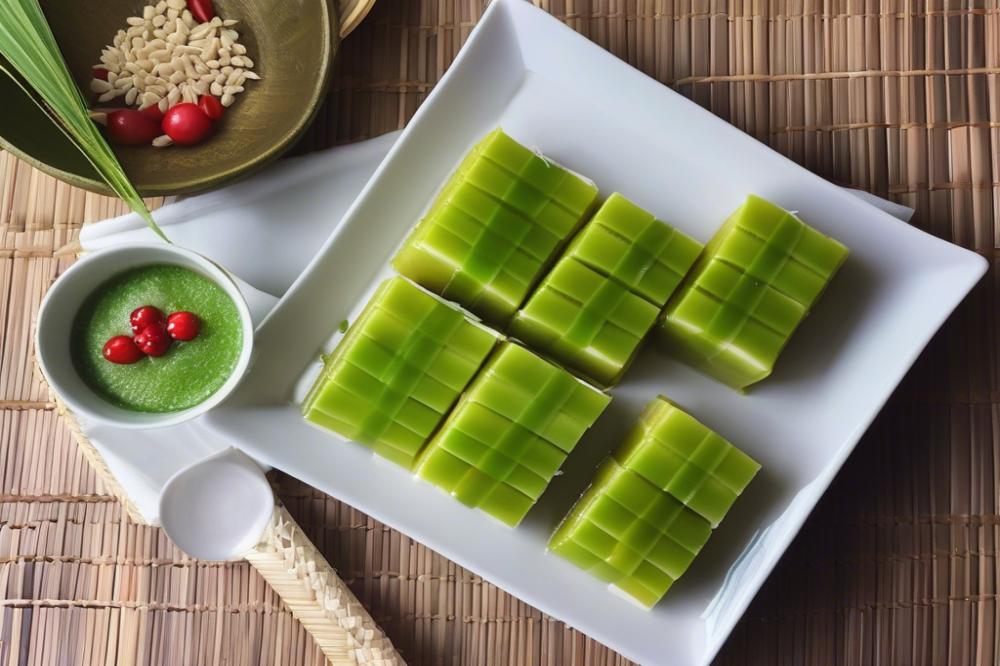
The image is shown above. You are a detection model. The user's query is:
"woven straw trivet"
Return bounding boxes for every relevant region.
[2,1,999,664]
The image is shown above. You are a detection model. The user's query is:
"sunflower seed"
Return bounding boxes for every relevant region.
[210,81,223,96]
[152,135,173,148]
[90,79,112,93]
[221,92,235,106]
[125,87,138,105]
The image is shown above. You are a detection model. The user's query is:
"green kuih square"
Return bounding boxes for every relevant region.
[658,194,848,389]
[510,257,661,388]
[614,396,761,526]
[415,342,610,526]
[302,277,501,469]
[566,193,704,306]
[548,459,712,608]
[393,129,599,325]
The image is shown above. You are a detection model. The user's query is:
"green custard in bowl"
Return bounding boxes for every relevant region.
[71,264,243,413]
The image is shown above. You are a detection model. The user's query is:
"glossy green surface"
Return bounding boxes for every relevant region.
[659,194,849,389]
[567,193,703,306]
[615,396,760,526]
[415,342,610,526]
[302,277,500,469]
[71,265,243,413]
[548,459,712,608]
[509,257,659,387]
[392,129,599,324]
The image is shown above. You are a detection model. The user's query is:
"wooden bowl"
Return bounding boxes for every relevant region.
[0,0,338,196]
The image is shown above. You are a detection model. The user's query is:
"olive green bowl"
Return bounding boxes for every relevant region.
[0,0,338,197]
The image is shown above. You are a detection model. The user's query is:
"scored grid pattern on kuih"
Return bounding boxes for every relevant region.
[509,257,660,387]
[614,396,761,527]
[415,342,610,526]
[549,459,712,608]
[392,129,599,324]
[660,195,849,389]
[302,277,500,469]
[568,193,704,307]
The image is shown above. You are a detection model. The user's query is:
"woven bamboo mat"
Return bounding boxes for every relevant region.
[2,0,999,664]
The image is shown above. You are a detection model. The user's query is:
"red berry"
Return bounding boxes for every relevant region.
[166,311,201,341]
[161,103,213,145]
[140,104,165,122]
[92,67,109,81]
[198,95,224,121]
[134,324,172,357]
[130,305,165,334]
[106,109,161,145]
[103,336,144,364]
[188,0,215,24]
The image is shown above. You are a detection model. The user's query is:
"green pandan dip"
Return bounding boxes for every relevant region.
[71,264,243,412]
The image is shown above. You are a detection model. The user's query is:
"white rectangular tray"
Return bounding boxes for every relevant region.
[205,1,987,663]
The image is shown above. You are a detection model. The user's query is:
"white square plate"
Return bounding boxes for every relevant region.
[205,2,987,663]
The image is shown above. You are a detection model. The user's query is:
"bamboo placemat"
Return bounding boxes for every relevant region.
[2,0,998,664]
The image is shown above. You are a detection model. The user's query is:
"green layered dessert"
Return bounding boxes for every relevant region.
[659,195,849,389]
[509,257,660,387]
[568,193,703,306]
[302,277,501,468]
[614,396,760,527]
[510,194,702,386]
[548,459,712,608]
[392,129,599,324]
[415,342,611,526]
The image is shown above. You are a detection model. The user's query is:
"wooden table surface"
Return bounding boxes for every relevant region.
[1,1,998,664]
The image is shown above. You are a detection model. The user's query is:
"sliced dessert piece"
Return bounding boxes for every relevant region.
[548,459,712,607]
[393,129,599,324]
[658,194,848,389]
[509,257,660,387]
[567,193,703,306]
[302,277,500,469]
[415,341,610,526]
[614,396,760,526]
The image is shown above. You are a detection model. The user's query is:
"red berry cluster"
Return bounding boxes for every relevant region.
[102,305,201,365]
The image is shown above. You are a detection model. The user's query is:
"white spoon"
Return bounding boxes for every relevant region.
[159,446,274,560]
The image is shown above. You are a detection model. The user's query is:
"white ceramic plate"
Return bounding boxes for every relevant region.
[205,1,987,663]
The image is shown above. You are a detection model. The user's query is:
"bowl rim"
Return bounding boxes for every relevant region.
[0,0,340,197]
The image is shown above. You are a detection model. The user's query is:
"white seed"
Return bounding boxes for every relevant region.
[182,87,197,103]
[89,110,108,126]
[97,89,118,103]
[194,62,209,74]
[90,79,112,93]
[220,92,235,107]
[114,76,132,89]
[220,32,233,49]
[209,81,223,96]
[222,84,243,95]
[153,28,167,39]
[152,134,173,148]
[158,97,169,113]
[167,8,179,20]
[126,16,145,26]
[192,80,209,95]
[143,5,154,19]
[125,87,138,105]
[152,15,166,27]
[223,29,238,42]
[230,56,245,67]
[147,84,167,96]
[155,1,167,13]
[107,71,118,83]
[156,63,175,76]
[222,19,239,26]
[166,0,184,8]
[169,70,186,84]
[232,43,246,55]
[220,65,233,75]
[167,87,181,104]
[225,69,241,85]
[211,17,223,27]
[205,59,220,69]
[238,56,252,68]
[189,23,212,39]
[149,49,170,63]
[219,54,230,66]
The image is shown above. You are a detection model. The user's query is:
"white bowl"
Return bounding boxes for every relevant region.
[36,242,255,429]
